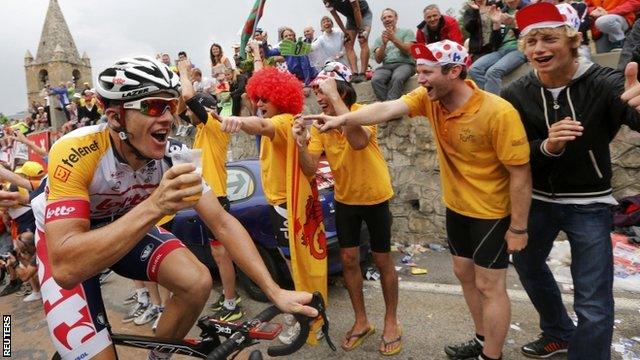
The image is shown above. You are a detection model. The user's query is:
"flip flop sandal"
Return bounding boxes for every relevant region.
[341,325,376,351]
[379,329,402,356]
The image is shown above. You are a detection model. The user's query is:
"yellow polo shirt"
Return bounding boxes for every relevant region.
[260,113,293,205]
[308,104,393,205]
[401,80,529,219]
[192,113,231,197]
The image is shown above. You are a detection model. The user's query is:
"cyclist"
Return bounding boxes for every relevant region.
[31,56,317,360]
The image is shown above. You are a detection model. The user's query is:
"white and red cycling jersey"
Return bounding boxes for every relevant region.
[31,124,210,359]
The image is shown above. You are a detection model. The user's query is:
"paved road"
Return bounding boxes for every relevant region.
[1,251,639,359]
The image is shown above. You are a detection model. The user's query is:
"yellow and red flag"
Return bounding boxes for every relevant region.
[285,129,328,345]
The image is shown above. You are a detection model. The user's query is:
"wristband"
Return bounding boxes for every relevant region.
[509,226,527,235]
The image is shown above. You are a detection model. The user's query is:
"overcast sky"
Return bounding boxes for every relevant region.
[0,0,466,116]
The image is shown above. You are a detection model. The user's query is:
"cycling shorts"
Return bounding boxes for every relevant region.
[335,200,391,253]
[445,208,510,269]
[36,225,185,359]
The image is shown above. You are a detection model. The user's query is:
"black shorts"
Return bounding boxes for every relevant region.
[445,208,510,269]
[268,203,290,259]
[16,211,36,234]
[335,200,391,253]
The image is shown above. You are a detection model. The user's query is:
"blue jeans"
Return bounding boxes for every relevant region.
[469,48,526,94]
[513,200,614,360]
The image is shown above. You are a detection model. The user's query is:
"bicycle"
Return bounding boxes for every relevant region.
[52,291,336,360]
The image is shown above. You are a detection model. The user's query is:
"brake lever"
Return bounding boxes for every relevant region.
[311,291,336,351]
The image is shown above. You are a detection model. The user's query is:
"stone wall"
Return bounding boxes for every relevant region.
[175,52,640,244]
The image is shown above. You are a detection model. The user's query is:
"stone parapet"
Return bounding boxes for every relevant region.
[174,50,639,244]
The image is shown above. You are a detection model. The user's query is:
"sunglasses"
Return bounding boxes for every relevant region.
[123,97,179,117]
[254,97,270,104]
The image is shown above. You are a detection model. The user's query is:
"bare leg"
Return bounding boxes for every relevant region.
[155,248,212,339]
[211,244,237,299]
[372,251,400,353]
[345,30,359,74]
[29,275,41,293]
[358,27,371,75]
[340,247,371,348]
[452,256,485,336]
[475,266,510,359]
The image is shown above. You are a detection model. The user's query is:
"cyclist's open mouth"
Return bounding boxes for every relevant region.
[151,129,168,143]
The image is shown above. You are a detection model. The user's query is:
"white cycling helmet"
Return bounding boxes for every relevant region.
[96,55,180,101]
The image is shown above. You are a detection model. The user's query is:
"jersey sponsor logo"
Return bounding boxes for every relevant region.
[54,165,71,182]
[140,244,155,262]
[46,206,76,219]
[95,193,150,212]
[45,200,90,222]
[60,140,99,168]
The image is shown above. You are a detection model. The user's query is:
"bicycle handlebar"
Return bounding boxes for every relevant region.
[206,291,333,360]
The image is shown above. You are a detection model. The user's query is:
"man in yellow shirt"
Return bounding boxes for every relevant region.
[306,40,532,360]
[293,62,400,355]
[217,67,311,345]
[177,59,244,322]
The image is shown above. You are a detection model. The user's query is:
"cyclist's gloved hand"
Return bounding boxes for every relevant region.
[271,288,319,318]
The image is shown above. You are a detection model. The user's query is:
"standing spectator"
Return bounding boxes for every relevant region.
[66,81,76,99]
[324,0,373,83]
[417,5,463,45]
[273,27,318,87]
[586,0,640,52]
[158,53,178,73]
[177,59,244,322]
[294,64,400,355]
[618,13,640,70]
[310,16,347,70]
[227,68,247,117]
[210,43,233,75]
[215,68,308,344]
[191,68,216,95]
[371,8,416,101]
[303,26,316,43]
[78,90,101,125]
[469,0,529,94]
[502,3,640,358]
[49,82,70,119]
[34,107,49,130]
[232,44,242,70]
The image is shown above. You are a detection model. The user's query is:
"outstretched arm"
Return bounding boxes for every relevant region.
[217,113,276,139]
[305,98,410,132]
[12,131,47,158]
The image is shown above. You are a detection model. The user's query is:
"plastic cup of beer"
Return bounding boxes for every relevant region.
[170,148,203,202]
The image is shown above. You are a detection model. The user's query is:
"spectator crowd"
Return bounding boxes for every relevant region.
[2,1,640,359]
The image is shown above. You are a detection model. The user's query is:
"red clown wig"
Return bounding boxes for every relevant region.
[246,67,304,115]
